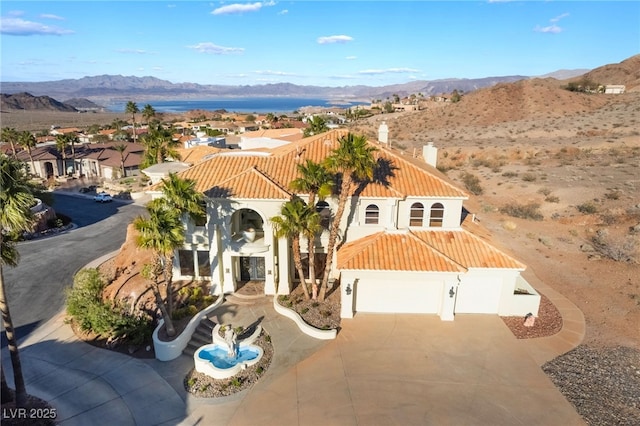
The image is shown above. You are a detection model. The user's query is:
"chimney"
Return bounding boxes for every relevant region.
[423,142,438,167]
[378,121,389,144]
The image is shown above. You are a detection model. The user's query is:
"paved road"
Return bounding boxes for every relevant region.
[1,193,144,346]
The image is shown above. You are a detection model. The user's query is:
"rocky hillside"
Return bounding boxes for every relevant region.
[0,92,78,112]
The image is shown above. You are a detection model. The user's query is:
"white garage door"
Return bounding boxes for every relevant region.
[355,279,441,314]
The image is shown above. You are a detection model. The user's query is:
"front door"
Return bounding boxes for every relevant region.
[240,257,265,281]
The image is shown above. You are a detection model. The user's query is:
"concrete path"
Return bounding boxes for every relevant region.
[3,280,587,425]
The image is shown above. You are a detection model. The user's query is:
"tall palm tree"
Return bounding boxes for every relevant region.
[1,127,19,157]
[0,154,36,406]
[17,131,37,176]
[155,173,205,313]
[133,199,183,337]
[125,101,139,142]
[289,160,334,299]
[65,133,79,175]
[55,134,68,174]
[142,104,156,126]
[319,133,377,300]
[271,197,319,300]
[113,143,128,178]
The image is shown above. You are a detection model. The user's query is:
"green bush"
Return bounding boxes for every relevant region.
[66,268,152,343]
[500,202,544,221]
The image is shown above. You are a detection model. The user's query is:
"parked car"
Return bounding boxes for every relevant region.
[94,192,113,203]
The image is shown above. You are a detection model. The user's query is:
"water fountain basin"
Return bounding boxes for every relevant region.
[194,343,264,379]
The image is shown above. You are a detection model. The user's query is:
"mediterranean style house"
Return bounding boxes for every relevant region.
[154,128,540,321]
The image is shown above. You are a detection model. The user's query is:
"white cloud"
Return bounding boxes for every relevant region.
[535,12,568,34]
[278,9,288,15]
[254,70,296,76]
[39,14,65,21]
[187,42,244,54]
[534,24,562,34]
[550,13,570,23]
[345,56,357,60]
[358,67,420,75]
[317,35,353,44]
[212,2,274,15]
[0,17,74,35]
[116,48,150,54]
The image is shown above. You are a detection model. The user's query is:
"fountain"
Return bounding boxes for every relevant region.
[194,323,264,379]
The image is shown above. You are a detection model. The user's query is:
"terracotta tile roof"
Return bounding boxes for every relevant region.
[338,229,525,272]
[411,230,525,270]
[206,166,292,199]
[174,146,223,165]
[174,129,467,201]
[337,232,464,272]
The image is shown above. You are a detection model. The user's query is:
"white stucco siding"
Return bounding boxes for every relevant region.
[454,270,504,314]
[344,270,445,314]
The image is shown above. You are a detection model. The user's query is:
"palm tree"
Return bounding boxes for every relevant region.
[133,200,183,337]
[155,173,205,313]
[125,101,139,142]
[289,160,334,299]
[271,197,317,300]
[303,116,329,137]
[319,133,377,300]
[55,134,69,175]
[142,104,156,126]
[141,123,180,167]
[65,133,79,175]
[1,127,19,157]
[0,154,36,406]
[17,131,37,176]
[113,143,128,178]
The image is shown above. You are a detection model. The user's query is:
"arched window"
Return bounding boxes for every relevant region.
[316,201,331,228]
[430,203,444,227]
[365,204,379,224]
[409,202,424,226]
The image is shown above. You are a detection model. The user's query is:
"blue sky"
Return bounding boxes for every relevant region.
[1,1,638,86]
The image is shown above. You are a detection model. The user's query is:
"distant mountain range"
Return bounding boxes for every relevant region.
[0,69,590,108]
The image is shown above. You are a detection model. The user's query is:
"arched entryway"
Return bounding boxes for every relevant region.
[44,162,54,178]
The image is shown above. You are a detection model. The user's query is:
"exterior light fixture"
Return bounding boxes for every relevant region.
[345,284,352,296]
[449,287,455,298]
[225,268,230,274]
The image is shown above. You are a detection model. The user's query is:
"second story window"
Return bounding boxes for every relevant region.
[429,203,444,227]
[194,201,207,226]
[365,204,380,224]
[409,202,424,226]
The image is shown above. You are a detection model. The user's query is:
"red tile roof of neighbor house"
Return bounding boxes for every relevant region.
[174,129,468,200]
[337,230,525,272]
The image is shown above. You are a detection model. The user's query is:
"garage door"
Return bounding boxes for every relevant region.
[355,279,441,314]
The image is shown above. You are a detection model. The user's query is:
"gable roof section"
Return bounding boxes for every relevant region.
[173,129,467,201]
[338,232,465,273]
[412,230,526,270]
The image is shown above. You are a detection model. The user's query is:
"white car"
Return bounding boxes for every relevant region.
[94,192,113,203]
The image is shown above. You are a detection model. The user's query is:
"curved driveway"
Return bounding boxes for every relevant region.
[1,193,144,345]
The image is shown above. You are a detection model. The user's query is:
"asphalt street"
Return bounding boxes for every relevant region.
[1,193,144,346]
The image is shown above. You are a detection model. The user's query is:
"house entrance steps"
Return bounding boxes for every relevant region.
[183,317,216,357]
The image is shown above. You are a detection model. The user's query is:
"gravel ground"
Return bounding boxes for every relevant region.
[501,293,563,339]
[543,345,640,425]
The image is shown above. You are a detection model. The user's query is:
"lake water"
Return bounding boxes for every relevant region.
[106,98,367,114]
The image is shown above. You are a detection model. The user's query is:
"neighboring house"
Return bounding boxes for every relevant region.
[184,132,226,149]
[605,85,626,94]
[142,162,192,184]
[152,129,540,321]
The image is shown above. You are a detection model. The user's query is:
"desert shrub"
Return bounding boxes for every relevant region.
[461,172,483,195]
[502,171,518,178]
[66,268,153,343]
[500,202,543,221]
[545,195,560,203]
[577,202,598,214]
[537,187,552,196]
[591,229,638,263]
[604,190,621,200]
[521,173,537,182]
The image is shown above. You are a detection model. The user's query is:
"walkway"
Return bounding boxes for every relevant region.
[3,261,587,425]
